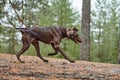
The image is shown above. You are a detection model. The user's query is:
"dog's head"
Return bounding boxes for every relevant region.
[66,27,82,44]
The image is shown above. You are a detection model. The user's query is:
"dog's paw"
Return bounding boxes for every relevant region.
[48,53,53,56]
[20,61,25,63]
[48,53,58,56]
[43,59,49,63]
[70,60,75,63]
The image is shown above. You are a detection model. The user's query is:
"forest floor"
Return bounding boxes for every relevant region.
[0,53,120,80]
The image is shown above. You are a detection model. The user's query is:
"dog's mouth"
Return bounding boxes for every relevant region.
[70,36,82,44]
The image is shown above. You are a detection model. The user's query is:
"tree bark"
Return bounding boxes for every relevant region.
[118,27,120,64]
[80,0,91,61]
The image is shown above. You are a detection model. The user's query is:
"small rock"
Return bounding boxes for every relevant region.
[74,73,81,79]
[109,68,120,73]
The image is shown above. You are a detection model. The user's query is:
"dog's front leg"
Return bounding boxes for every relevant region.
[32,41,48,62]
[54,44,75,63]
[48,43,58,56]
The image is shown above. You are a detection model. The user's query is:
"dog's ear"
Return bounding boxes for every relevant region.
[73,27,78,31]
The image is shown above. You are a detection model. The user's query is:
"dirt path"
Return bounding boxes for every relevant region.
[0,53,120,80]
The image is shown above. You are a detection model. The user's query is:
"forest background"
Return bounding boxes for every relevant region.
[0,0,120,64]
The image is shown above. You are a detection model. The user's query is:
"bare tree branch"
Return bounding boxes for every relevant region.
[9,0,23,24]
[22,0,24,24]
[2,0,6,4]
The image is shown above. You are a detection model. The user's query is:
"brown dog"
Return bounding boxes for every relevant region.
[16,26,82,63]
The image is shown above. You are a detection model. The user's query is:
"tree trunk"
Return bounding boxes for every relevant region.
[118,27,120,64]
[80,0,91,61]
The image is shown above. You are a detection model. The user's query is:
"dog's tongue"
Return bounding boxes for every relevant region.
[74,39,79,44]
[75,39,82,44]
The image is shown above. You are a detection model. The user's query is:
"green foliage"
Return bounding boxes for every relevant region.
[91,0,120,64]
[0,27,17,54]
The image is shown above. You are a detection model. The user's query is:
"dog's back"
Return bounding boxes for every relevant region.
[20,26,63,44]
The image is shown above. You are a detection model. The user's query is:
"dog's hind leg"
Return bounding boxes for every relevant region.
[32,40,48,62]
[16,34,30,63]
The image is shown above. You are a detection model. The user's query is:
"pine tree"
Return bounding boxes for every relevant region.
[80,0,91,61]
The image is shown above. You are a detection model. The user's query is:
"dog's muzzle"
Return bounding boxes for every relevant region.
[70,36,82,44]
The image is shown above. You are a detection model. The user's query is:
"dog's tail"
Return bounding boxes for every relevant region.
[15,28,27,30]
[15,28,28,32]
[15,28,29,34]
